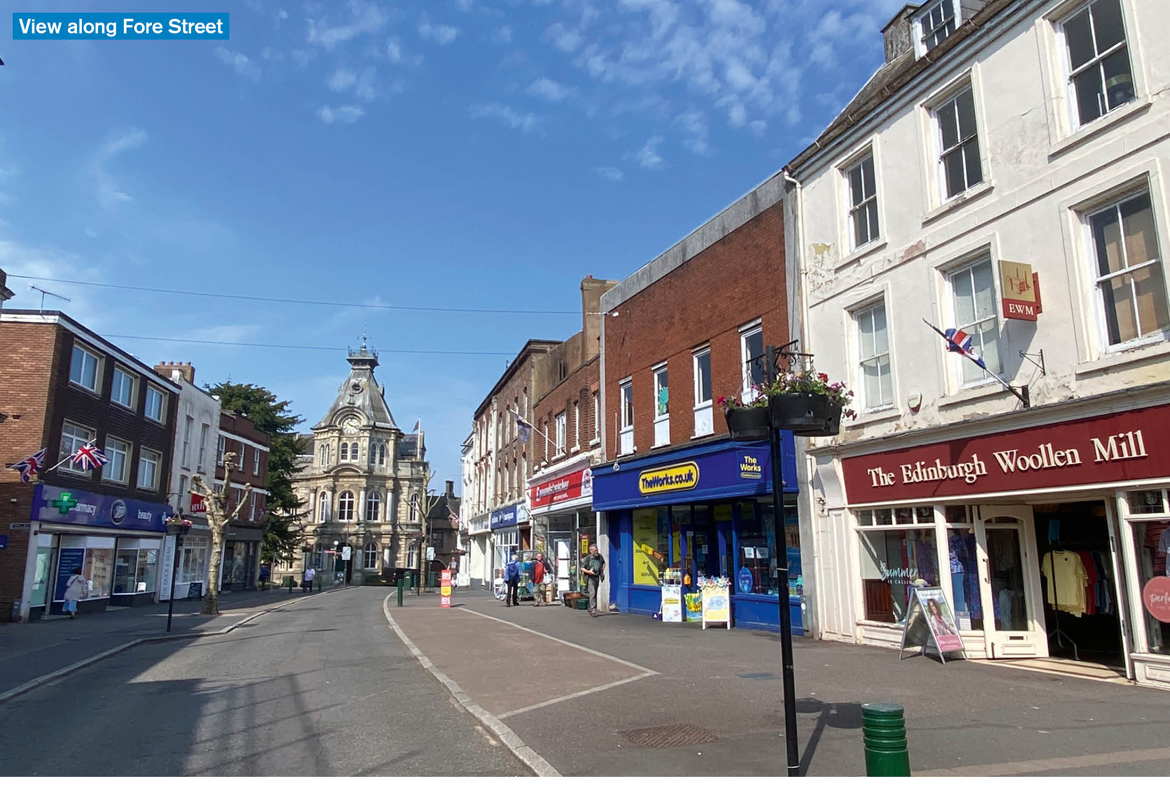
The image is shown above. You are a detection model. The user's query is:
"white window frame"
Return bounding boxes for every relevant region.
[592,391,600,443]
[619,378,635,456]
[181,416,193,469]
[60,421,95,475]
[338,491,355,522]
[253,449,260,476]
[110,366,136,410]
[1084,186,1169,351]
[410,492,420,522]
[693,346,713,438]
[1057,0,1136,132]
[573,401,580,450]
[844,150,880,251]
[249,492,257,521]
[69,344,101,393]
[198,424,209,473]
[318,493,330,522]
[854,301,895,412]
[945,257,1004,387]
[930,83,985,203]
[914,0,959,57]
[217,435,226,466]
[364,541,379,570]
[103,436,131,485]
[367,491,382,522]
[739,320,764,402]
[138,447,161,491]
[144,384,166,424]
[652,364,669,422]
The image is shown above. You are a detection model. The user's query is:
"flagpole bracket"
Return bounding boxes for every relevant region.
[1019,349,1046,377]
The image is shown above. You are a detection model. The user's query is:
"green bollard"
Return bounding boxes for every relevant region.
[397,579,404,607]
[861,703,911,777]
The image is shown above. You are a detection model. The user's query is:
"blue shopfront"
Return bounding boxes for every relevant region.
[593,437,804,634]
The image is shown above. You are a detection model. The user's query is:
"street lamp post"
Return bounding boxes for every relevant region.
[165,518,190,633]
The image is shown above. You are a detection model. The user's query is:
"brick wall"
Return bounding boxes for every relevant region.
[603,202,789,460]
[533,357,600,468]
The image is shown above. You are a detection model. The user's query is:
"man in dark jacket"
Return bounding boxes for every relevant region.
[504,553,522,607]
[581,544,606,617]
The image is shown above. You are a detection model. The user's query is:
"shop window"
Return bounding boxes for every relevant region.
[947,519,983,632]
[179,537,209,585]
[114,547,159,594]
[632,507,670,587]
[1060,0,1135,128]
[1128,490,1167,516]
[82,548,114,600]
[1087,189,1169,347]
[858,524,939,624]
[1132,518,1170,655]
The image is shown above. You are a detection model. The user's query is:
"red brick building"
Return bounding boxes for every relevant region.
[0,310,179,621]
[592,173,805,632]
[213,410,269,591]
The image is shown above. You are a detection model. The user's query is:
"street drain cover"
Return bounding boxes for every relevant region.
[618,724,719,749]
[738,672,780,680]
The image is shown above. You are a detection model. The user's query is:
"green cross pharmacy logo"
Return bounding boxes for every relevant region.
[50,492,79,514]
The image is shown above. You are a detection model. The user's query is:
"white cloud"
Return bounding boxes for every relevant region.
[327,67,358,92]
[749,119,767,137]
[328,67,377,100]
[191,324,262,343]
[544,23,583,53]
[317,105,366,124]
[528,77,572,103]
[595,166,624,182]
[418,21,460,45]
[633,135,664,169]
[470,103,540,134]
[90,129,147,210]
[455,0,475,10]
[306,0,389,49]
[386,37,403,62]
[492,25,513,45]
[214,47,262,82]
[0,238,108,326]
[260,46,283,61]
[675,109,709,155]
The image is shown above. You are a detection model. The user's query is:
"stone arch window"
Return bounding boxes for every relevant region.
[314,542,326,568]
[320,443,330,466]
[409,492,420,522]
[308,491,316,522]
[318,492,329,522]
[338,491,355,521]
[340,442,349,462]
[378,444,387,466]
[366,491,381,522]
[364,541,379,570]
[350,442,359,462]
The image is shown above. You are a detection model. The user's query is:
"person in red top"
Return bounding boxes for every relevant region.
[532,553,550,606]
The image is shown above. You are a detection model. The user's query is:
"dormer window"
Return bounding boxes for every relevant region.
[917,0,957,55]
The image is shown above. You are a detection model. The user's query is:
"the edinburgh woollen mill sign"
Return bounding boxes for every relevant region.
[842,405,1170,504]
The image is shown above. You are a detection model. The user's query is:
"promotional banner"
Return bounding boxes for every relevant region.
[440,569,452,608]
[899,586,966,663]
[632,508,665,586]
[530,467,593,510]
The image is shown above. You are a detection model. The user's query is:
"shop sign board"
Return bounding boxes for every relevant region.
[592,438,798,512]
[899,586,965,663]
[189,494,207,514]
[661,585,683,622]
[490,504,525,530]
[999,261,1042,321]
[701,585,731,630]
[440,569,452,608]
[842,404,1170,504]
[1143,576,1170,624]
[530,467,593,510]
[33,484,171,532]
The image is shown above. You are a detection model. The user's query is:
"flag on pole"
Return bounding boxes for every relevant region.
[70,443,109,472]
[924,320,986,370]
[5,448,46,483]
[514,412,533,444]
[412,419,420,433]
[448,510,461,529]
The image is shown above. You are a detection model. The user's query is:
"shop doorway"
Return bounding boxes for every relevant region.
[974,507,1047,658]
[1030,501,1127,668]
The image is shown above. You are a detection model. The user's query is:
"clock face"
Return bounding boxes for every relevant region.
[342,418,359,434]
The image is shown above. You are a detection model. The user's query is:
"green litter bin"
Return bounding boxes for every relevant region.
[861,703,911,777]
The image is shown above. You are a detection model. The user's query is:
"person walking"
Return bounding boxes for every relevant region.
[303,565,315,593]
[259,563,270,591]
[581,543,606,617]
[62,567,85,619]
[504,553,522,608]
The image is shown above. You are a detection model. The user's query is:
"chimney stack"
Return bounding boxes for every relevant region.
[882,5,917,64]
[154,360,195,384]
[445,480,454,497]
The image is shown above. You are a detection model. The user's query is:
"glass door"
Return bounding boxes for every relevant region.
[975,506,1048,658]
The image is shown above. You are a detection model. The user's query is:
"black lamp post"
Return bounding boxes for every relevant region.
[165,518,191,632]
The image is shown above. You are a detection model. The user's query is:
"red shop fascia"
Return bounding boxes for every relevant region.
[841,403,1170,506]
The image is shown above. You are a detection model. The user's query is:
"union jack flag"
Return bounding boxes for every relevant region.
[5,448,46,483]
[70,443,109,472]
[943,327,986,369]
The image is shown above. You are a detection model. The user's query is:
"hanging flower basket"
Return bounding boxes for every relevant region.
[724,406,771,441]
[769,393,843,437]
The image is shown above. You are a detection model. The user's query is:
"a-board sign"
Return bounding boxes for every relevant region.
[440,569,452,608]
[899,586,965,664]
[661,585,683,622]
[187,581,203,599]
[701,585,731,630]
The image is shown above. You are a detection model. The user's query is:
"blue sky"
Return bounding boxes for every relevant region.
[1,0,903,487]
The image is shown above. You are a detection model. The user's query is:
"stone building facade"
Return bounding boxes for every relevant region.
[290,343,427,585]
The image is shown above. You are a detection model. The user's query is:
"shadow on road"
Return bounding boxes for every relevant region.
[794,698,865,776]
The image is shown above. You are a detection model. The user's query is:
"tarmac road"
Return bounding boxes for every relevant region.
[0,587,527,777]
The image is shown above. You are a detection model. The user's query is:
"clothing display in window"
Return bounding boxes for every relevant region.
[1041,549,1114,617]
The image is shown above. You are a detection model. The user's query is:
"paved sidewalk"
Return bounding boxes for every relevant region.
[0,587,339,696]
[388,590,1170,777]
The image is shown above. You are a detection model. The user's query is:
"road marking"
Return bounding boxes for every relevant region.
[916,745,1170,776]
[497,672,656,720]
[0,589,342,705]
[459,607,659,677]
[382,595,559,778]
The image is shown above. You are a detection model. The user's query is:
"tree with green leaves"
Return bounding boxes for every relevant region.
[206,382,307,567]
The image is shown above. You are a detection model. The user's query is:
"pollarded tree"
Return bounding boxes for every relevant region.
[191,451,251,616]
